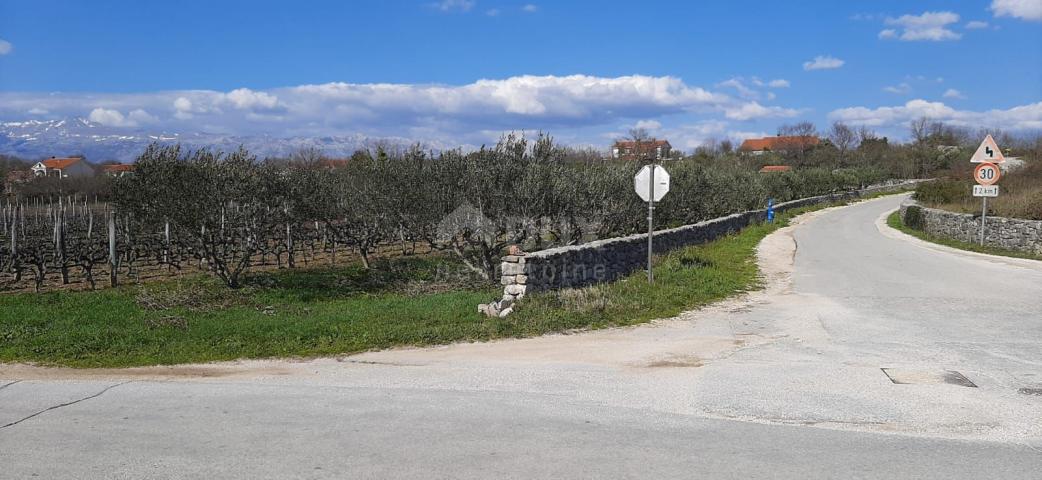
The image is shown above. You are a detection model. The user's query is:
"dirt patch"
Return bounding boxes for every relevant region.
[0,361,299,381]
[644,355,704,368]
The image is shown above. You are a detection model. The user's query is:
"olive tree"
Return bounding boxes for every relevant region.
[115,144,291,288]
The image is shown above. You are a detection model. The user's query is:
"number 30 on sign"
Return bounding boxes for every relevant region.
[973,162,1000,186]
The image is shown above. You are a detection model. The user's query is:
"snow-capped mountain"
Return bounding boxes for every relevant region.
[0,117,439,162]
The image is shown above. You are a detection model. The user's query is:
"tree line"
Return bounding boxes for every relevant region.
[5,120,1037,291]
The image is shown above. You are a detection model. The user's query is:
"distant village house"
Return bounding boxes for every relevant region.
[738,136,820,155]
[611,139,673,161]
[25,156,135,179]
[31,157,96,178]
[100,163,136,177]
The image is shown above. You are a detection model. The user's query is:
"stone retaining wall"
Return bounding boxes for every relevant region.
[480,181,922,317]
[899,201,1042,254]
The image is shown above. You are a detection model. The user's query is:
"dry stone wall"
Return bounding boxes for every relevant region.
[899,201,1042,255]
[480,181,922,316]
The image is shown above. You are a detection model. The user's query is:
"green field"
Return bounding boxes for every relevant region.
[1,208,815,368]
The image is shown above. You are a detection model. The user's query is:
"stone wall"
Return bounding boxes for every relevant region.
[480,181,922,316]
[899,201,1042,254]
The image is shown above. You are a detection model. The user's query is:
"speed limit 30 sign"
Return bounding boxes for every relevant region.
[973,162,1001,186]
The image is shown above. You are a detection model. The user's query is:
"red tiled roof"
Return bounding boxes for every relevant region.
[101,164,135,173]
[40,157,84,169]
[758,165,793,173]
[739,136,820,152]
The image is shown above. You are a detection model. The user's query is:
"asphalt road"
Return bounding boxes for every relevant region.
[3,194,1042,479]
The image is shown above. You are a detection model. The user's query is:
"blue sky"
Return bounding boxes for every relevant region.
[0,0,1040,150]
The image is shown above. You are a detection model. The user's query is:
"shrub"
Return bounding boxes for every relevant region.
[903,205,926,230]
[914,179,967,204]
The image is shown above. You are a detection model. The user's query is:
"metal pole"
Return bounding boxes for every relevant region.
[647,164,655,284]
[980,196,987,246]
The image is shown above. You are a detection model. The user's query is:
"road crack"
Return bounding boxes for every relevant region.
[0,381,132,430]
[0,380,22,392]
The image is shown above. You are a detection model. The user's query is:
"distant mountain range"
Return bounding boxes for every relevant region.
[0,117,450,162]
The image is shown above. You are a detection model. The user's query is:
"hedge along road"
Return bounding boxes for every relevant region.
[2,194,1042,479]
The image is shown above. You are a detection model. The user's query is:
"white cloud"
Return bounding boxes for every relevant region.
[942,88,967,99]
[717,78,758,98]
[290,75,733,121]
[991,0,1042,21]
[485,8,499,16]
[27,108,48,115]
[965,20,990,29]
[85,107,157,127]
[881,11,962,41]
[718,77,787,100]
[878,29,899,39]
[728,130,770,142]
[128,108,158,125]
[661,121,728,149]
[650,120,775,151]
[0,75,809,144]
[0,39,12,55]
[173,97,193,111]
[172,97,194,119]
[634,119,661,131]
[89,108,136,127]
[725,101,800,121]
[522,4,538,13]
[803,55,844,71]
[172,95,223,119]
[222,88,280,111]
[883,83,912,95]
[829,99,1042,132]
[433,0,474,12]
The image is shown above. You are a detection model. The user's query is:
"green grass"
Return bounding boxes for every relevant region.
[887,211,1042,262]
[1,206,818,368]
[505,216,791,333]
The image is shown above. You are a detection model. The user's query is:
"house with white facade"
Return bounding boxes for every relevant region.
[31,157,96,178]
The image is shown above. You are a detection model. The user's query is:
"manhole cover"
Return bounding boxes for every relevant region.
[881,368,977,387]
[1018,388,1042,396]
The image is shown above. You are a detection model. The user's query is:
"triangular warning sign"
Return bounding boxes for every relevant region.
[970,135,1005,163]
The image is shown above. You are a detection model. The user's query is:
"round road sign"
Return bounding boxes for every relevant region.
[973,162,1001,186]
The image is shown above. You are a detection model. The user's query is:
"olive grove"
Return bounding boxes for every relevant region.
[6,126,983,292]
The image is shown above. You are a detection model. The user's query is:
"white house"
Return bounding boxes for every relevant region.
[31,157,95,178]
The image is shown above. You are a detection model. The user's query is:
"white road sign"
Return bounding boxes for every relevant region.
[970,135,1005,163]
[973,185,999,197]
[634,164,670,202]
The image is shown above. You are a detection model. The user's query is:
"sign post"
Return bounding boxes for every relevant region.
[980,195,987,246]
[970,135,1004,246]
[647,165,654,283]
[634,164,670,283]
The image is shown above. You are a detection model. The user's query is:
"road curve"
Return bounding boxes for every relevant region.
[2,194,1042,479]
